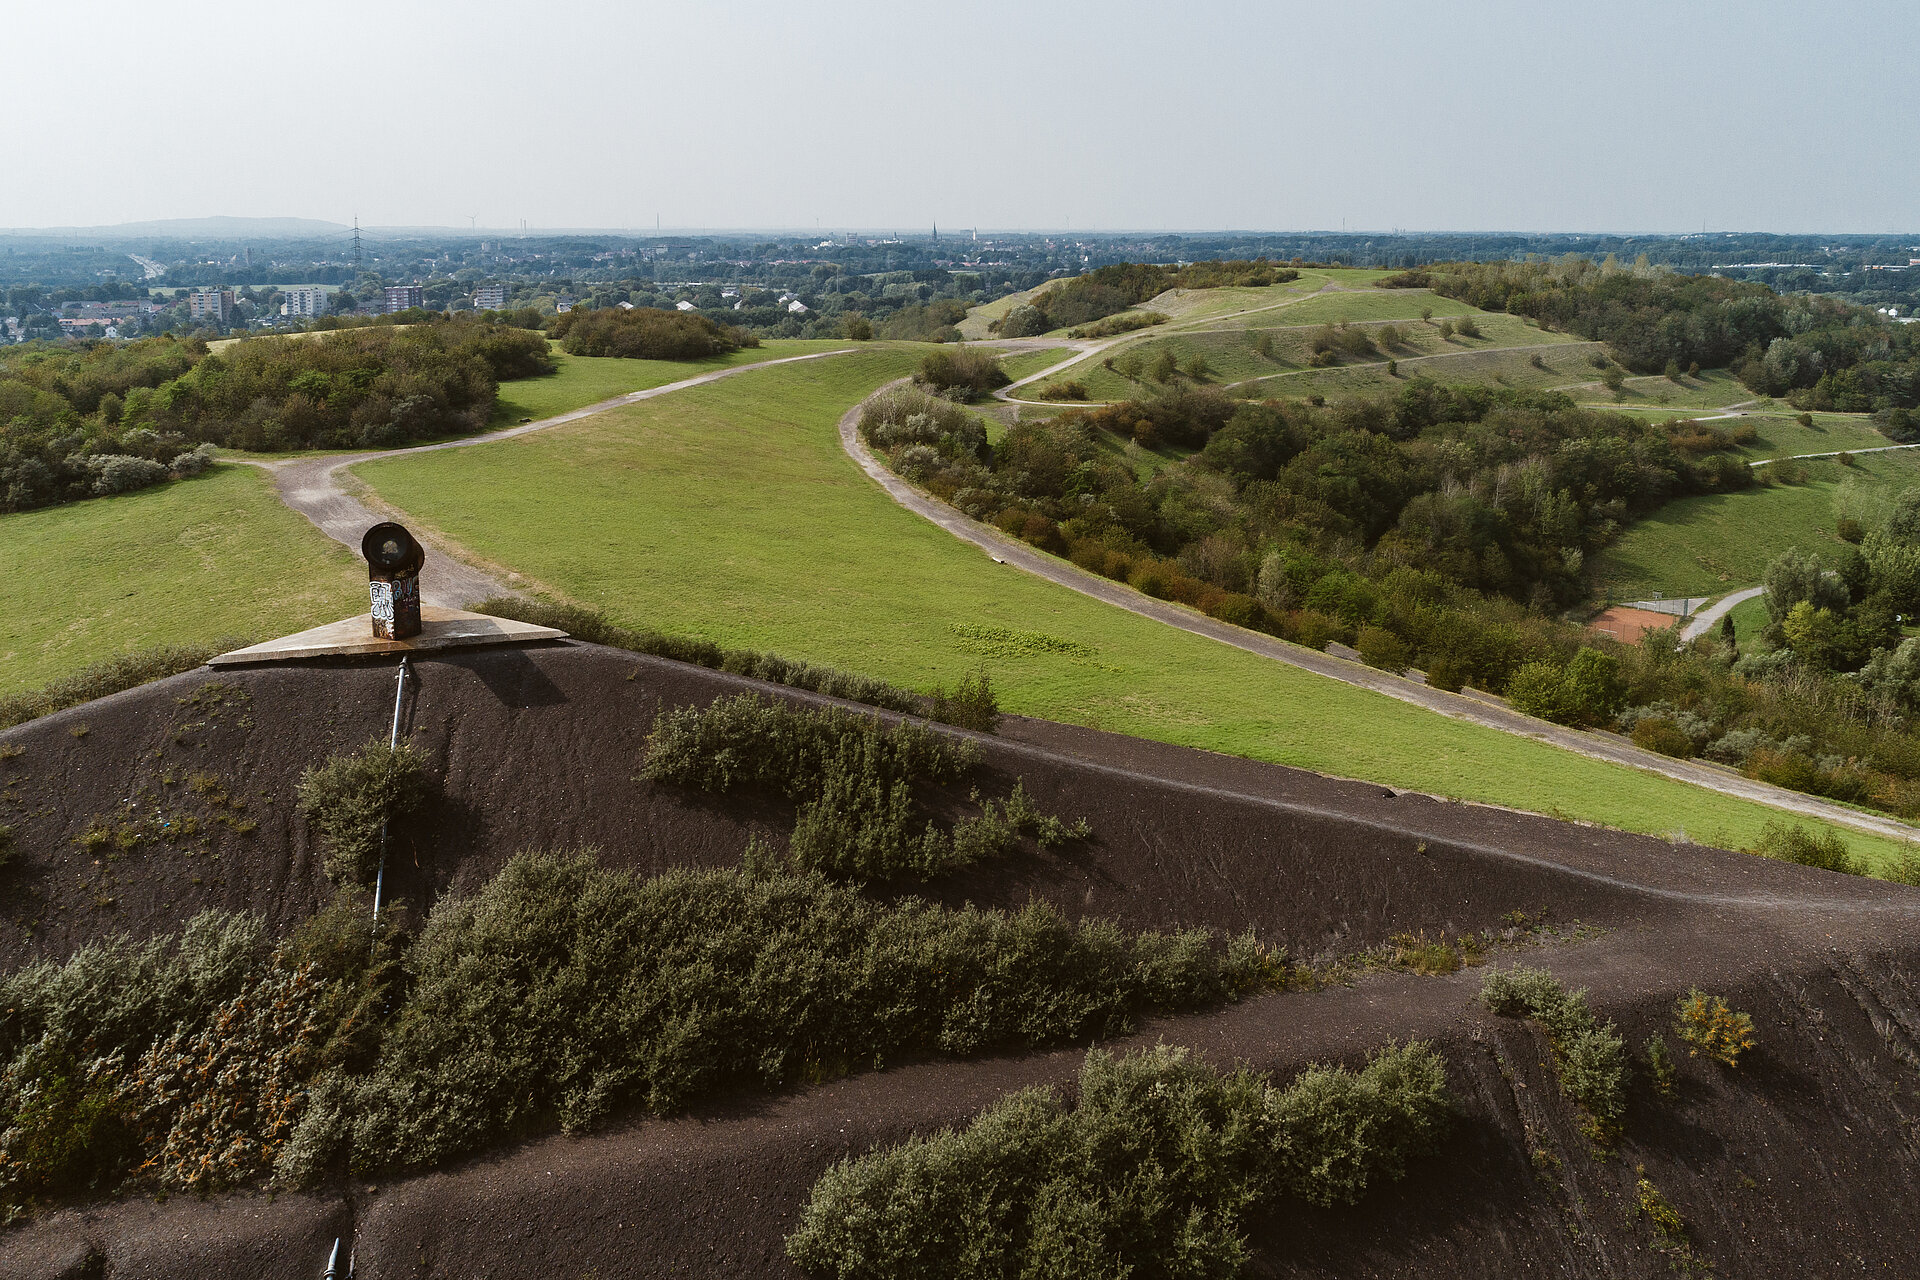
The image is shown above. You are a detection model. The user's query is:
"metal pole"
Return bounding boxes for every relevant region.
[323,1237,343,1280]
[372,656,410,925]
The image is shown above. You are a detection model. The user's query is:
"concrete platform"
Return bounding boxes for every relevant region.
[208,607,567,666]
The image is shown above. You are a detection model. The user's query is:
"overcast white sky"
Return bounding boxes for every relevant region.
[3,0,1914,234]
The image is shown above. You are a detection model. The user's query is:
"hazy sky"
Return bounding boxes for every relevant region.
[5,0,1914,234]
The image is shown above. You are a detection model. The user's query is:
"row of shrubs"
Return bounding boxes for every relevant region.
[472,597,1000,732]
[787,1040,1450,1279]
[0,854,1272,1214]
[641,694,1085,881]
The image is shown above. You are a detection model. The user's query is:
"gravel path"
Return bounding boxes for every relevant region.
[839,390,1920,843]
[1681,586,1767,641]
[241,349,854,607]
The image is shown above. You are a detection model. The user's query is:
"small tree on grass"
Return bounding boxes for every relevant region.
[296,741,434,886]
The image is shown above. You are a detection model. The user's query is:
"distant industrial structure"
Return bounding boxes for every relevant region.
[473,283,507,310]
[384,285,425,313]
[188,288,234,323]
[281,286,328,318]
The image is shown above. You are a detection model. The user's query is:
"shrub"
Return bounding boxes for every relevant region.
[858,386,987,458]
[295,741,434,886]
[787,1041,1449,1279]
[1481,966,1628,1140]
[344,857,1265,1174]
[1838,516,1865,542]
[551,306,752,360]
[0,825,14,876]
[1673,989,1756,1067]
[1631,717,1696,758]
[83,454,169,496]
[0,639,245,731]
[640,694,1079,881]
[1424,655,1467,693]
[1036,380,1089,401]
[1355,625,1411,673]
[924,669,1000,733]
[1749,819,1860,875]
[1506,649,1622,728]
[1643,1033,1677,1098]
[915,347,1010,401]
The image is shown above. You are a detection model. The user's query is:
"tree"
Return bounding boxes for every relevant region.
[1150,348,1178,384]
[1887,488,1920,545]
[841,313,872,341]
[1762,549,1849,623]
[1781,600,1842,669]
[1183,352,1211,381]
[1720,611,1737,652]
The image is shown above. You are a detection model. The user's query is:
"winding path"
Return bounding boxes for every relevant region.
[240,349,854,607]
[838,386,1920,843]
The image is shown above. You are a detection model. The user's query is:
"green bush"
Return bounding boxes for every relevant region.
[924,669,1000,733]
[1505,648,1622,729]
[1424,655,1468,693]
[1481,966,1629,1139]
[550,306,753,360]
[342,856,1266,1174]
[1356,625,1411,673]
[1749,818,1860,875]
[1630,717,1696,759]
[295,741,434,886]
[915,347,1010,401]
[0,638,246,731]
[787,1041,1449,1279]
[642,694,1076,881]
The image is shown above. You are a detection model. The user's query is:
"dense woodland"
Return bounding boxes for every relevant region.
[0,320,550,512]
[867,365,1920,822]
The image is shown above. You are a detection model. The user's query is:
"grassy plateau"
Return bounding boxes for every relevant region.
[352,347,1915,868]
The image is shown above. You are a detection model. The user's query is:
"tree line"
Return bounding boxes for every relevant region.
[0,319,551,512]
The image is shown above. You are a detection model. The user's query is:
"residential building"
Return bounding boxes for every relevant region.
[384,285,425,313]
[473,283,507,310]
[188,288,234,323]
[281,286,328,318]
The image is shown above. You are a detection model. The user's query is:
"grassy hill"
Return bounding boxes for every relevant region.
[489,339,843,425]
[352,348,1913,867]
[1590,449,1920,599]
[0,464,363,695]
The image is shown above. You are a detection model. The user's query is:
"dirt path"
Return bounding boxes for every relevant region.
[240,349,854,607]
[838,389,1920,843]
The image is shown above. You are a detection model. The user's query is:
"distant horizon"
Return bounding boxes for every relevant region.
[4,217,1918,241]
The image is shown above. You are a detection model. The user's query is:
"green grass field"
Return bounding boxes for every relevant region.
[490,339,843,425]
[352,347,1913,868]
[1591,451,1920,599]
[996,347,1078,383]
[0,465,364,695]
[1566,368,1760,411]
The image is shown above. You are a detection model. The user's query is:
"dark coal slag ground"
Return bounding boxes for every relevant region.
[3,641,1919,1278]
